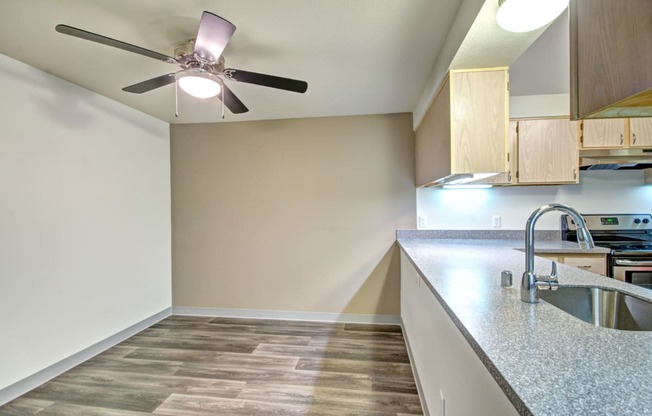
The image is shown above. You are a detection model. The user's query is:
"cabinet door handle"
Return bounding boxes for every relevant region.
[620,133,624,145]
[578,265,592,269]
[573,169,577,180]
[633,133,637,145]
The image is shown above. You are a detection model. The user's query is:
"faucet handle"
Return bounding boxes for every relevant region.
[549,261,559,290]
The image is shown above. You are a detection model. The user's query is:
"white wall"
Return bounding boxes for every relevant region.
[0,53,171,391]
[510,93,569,118]
[417,170,652,230]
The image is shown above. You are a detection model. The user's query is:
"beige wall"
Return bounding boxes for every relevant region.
[171,114,415,315]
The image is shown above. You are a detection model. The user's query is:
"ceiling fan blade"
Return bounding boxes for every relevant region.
[193,12,236,63]
[219,84,249,114]
[223,69,308,93]
[55,24,175,63]
[122,73,176,94]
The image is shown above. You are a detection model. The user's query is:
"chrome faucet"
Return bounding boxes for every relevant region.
[521,203,595,303]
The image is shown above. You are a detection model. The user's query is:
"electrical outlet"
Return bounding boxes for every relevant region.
[492,215,501,228]
[418,216,427,228]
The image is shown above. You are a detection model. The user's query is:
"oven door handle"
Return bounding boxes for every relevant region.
[614,259,652,266]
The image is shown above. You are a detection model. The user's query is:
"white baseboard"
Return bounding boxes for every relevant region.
[401,317,430,416]
[0,307,171,406]
[172,306,401,325]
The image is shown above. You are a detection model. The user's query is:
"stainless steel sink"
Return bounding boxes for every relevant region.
[538,286,652,331]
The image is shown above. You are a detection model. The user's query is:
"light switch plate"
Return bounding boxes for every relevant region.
[418,216,427,228]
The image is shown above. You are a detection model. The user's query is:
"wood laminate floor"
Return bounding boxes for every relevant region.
[0,316,423,416]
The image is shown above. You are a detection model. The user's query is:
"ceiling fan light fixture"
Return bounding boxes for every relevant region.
[496,0,569,33]
[176,70,221,99]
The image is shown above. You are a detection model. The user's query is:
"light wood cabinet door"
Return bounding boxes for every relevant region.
[539,253,608,276]
[415,68,509,187]
[450,68,509,175]
[472,120,517,185]
[581,119,627,148]
[630,118,652,147]
[517,119,579,184]
[560,255,607,276]
[538,254,561,262]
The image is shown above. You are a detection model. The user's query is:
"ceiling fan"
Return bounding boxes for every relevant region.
[55,11,308,116]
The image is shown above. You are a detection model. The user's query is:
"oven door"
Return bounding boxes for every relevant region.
[612,259,652,289]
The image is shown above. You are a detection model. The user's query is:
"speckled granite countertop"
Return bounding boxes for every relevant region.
[397,233,652,416]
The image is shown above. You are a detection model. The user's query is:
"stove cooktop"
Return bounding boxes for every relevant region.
[562,214,652,254]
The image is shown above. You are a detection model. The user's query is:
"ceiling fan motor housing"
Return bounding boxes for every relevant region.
[174,40,225,74]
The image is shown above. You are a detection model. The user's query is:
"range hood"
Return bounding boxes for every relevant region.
[579,148,652,170]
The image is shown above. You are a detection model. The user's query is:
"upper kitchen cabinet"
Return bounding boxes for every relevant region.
[472,120,519,186]
[580,118,652,149]
[580,119,628,148]
[485,118,580,186]
[570,0,652,119]
[630,118,652,148]
[517,118,580,184]
[415,68,509,187]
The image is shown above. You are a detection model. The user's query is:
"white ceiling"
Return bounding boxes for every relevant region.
[0,0,568,125]
[0,0,466,124]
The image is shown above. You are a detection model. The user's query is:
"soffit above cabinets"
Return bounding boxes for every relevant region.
[450,0,550,71]
[413,0,561,129]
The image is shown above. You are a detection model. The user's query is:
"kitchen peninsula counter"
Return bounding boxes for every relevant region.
[397,231,652,416]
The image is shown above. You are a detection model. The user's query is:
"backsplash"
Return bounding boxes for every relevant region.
[417,170,652,230]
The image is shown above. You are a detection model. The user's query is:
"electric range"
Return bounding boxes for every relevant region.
[562,214,652,289]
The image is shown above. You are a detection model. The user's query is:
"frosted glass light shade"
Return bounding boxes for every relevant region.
[177,70,221,99]
[496,0,569,33]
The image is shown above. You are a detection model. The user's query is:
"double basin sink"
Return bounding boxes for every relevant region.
[538,286,652,331]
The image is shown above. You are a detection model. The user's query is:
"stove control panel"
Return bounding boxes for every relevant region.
[563,214,652,231]
[600,217,619,226]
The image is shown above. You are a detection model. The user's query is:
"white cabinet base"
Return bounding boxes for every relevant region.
[401,252,519,416]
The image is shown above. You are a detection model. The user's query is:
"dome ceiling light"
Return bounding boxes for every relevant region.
[496,0,569,33]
